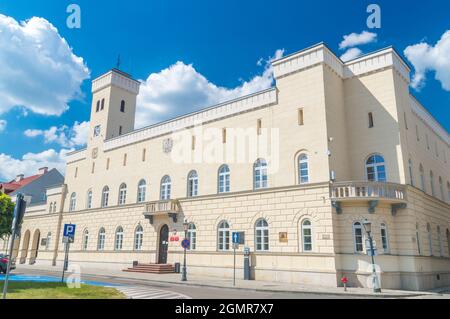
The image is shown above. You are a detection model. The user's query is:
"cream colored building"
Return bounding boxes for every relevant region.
[3,43,450,291]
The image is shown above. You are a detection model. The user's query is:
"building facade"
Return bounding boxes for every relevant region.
[5,43,450,291]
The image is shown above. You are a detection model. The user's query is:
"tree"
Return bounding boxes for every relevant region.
[0,193,15,240]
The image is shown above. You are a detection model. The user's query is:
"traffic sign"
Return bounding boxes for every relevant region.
[63,224,76,239]
[232,232,240,244]
[181,239,191,249]
[232,232,245,245]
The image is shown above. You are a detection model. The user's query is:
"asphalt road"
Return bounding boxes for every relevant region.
[10,268,367,299]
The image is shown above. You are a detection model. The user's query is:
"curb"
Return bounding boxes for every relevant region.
[17,267,433,299]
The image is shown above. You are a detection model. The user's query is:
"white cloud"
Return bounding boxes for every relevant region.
[0,14,90,116]
[339,31,377,49]
[340,48,363,62]
[24,121,90,147]
[0,148,71,180]
[404,30,450,91]
[0,120,6,133]
[135,49,284,128]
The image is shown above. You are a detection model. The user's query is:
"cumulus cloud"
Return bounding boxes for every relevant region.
[339,31,377,49]
[0,120,6,133]
[24,121,90,147]
[404,30,450,91]
[135,49,284,128]
[0,14,90,116]
[340,48,363,62]
[0,148,71,180]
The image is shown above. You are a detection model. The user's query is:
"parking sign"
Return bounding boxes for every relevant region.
[64,224,76,239]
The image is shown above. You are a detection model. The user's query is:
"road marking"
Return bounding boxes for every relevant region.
[115,286,191,299]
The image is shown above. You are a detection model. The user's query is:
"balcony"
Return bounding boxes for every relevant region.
[143,200,181,224]
[330,181,407,215]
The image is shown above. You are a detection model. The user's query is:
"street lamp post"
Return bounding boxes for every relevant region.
[363,219,381,293]
[181,220,189,282]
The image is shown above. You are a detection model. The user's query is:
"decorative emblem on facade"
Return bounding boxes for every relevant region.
[92,148,98,159]
[163,138,173,154]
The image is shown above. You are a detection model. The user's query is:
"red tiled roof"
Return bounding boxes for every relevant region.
[0,174,42,195]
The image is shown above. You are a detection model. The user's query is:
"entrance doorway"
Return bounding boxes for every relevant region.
[158,225,169,264]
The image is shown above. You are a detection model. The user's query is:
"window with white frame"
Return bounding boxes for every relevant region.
[302,219,313,252]
[137,180,147,203]
[419,165,425,191]
[427,223,433,256]
[82,229,89,251]
[353,222,364,253]
[134,225,143,251]
[187,171,199,197]
[437,226,443,257]
[298,154,309,184]
[102,186,110,207]
[160,176,171,200]
[255,219,269,252]
[254,159,268,190]
[97,228,106,251]
[115,226,124,251]
[188,223,197,250]
[416,223,421,255]
[69,193,77,212]
[87,190,93,209]
[46,232,52,251]
[118,183,127,205]
[365,154,386,182]
[380,223,389,253]
[217,221,230,251]
[218,165,231,193]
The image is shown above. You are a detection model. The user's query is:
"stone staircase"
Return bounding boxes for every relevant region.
[123,263,176,274]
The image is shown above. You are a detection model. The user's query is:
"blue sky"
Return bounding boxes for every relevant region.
[0,0,449,180]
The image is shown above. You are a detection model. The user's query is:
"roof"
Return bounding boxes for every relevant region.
[0,174,42,195]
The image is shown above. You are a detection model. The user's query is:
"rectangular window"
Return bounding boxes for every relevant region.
[106,158,110,170]
[368,112,374,128]
[404,112,408,130]
[222,128,227,143]
[257,119,262,135]
[123,154,127,166]
[192,136,196,150]
[74,167,78,178]
[142,148,146,162]
[119,126,123,136]
[91,162,95,174]
[298,108,304,126]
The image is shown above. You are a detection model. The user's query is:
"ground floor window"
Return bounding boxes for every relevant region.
[134,225,143,251]
[218,221,230,251]
[98,228,105,251]
[302,220,312,252]
[115,227,124,251]
[353,222,364,253]
[255,219,269,252]
[188,223,197,250]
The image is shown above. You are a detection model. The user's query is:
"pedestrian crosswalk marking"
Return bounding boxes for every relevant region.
[115,286,191,299]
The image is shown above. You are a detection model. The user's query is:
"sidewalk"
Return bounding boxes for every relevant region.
[15,264,445,298]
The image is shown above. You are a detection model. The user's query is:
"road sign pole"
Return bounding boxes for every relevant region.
[61,241,70,283]
[233,245,236,286]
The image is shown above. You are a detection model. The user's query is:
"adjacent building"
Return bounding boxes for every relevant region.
[5,43,450,290]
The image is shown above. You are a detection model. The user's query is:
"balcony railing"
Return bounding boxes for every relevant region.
[143,200,181,224]
[330,181,407,203]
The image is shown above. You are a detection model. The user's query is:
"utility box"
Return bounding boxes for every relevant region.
[174,262,181,273]
[244,247,252,280]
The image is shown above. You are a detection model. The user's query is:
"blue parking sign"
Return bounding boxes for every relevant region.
[64,224,76,238]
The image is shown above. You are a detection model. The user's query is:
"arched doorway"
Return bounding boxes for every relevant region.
[20,230,30,264]
[29,229,41,264]
[12,235,21,261]
[158,225,169,264]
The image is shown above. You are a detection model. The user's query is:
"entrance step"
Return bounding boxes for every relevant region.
[123,263,175,274]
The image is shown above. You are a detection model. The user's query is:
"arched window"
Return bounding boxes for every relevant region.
[120,100,125,113]
[416,223,421,255]
[380,223,390,254]
[301,219,313,252]
[101,98,105,110]
[86,190,93,209]
[298,154,309,184]
[427,223,433,256]
[69,193,77,212]
[187,171,199,197]
[96,100,100,112]
[353,222,364,253]
[49,202,53,213]
[134,225,143,251]
[160,176,171,200]
[46,232,52,251]
[97,228,106,251]
[102,186,110,208]
[115,226,124,251]
[365,154,386,182]
[118,183,127,205]
[408,159,414,186]
[255,219,269,252]
[218,165,231,194]
[217,221,230,251]
[447,229,450,257]
[419,164,425,191]
[137,180,147,203]
[430,171,435,196]
[254,159,268,190]
[82,229,89,251]
[439,177,444,201]
[437,226,443,257]
[187,223,197,250]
